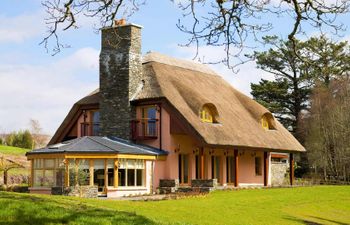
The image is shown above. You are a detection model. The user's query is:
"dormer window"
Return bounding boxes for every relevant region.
[261,113,275,130]
[200,104,219,123]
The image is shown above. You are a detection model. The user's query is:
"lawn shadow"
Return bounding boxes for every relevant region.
[0,192,157,225]
[308,216,349,225]
[283,216,322,225]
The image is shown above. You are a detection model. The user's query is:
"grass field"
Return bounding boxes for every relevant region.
[0,145,30,176]
[0,186,349,225]
[0,145,29,156]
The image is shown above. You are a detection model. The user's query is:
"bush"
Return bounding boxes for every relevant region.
[0,138,3,145]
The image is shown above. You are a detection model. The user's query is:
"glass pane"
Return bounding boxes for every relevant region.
[34,159,43,169]
[44,170,55,187]
[215,157,220,181]
[34,170,44,187]
[178,155,182,183]
[135,160,144,169]
[119,159,127,169]
[55,169,64,187]
[44,159,55,169]
[147,107,156,119]
[127,160,136,169]
[79,160,90,170]
[127,169,135,186]
[94,169,105,192]
[56,158,64,168]
[183,155,189,184]
[80,169,90,185]
[108,168,114,186]
[107,159,114,169]
[136,169,143,186]
[94,159,105,170]
[118,169,126,186]
[92,111,100,123]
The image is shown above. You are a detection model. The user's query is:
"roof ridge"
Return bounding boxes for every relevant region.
[87,136,118,152]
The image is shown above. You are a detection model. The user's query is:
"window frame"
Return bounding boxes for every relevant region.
[118,159,145,188]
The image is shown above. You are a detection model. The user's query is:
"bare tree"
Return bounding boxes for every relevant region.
[29,119,49,148]
[41,0,349,68]
[306,77,350,182]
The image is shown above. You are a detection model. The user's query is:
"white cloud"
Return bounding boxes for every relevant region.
[0,47,99,135]
[171,44,274,96]
[0,11,45,43]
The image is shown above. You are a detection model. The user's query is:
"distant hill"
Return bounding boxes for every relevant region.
[0,145,29,156]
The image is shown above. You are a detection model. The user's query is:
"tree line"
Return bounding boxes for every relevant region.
[251,35,350,182]
[0,119,49,150]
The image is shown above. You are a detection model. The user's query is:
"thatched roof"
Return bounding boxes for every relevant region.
[50,52,305,152]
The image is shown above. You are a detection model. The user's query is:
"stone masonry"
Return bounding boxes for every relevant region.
[99,24,143,140]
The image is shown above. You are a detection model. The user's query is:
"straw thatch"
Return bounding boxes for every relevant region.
[50,52,305,152]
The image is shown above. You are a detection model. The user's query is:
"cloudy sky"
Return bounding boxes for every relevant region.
[1,1,350,135]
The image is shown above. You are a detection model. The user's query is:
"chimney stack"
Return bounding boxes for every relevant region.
[99,20,142,139]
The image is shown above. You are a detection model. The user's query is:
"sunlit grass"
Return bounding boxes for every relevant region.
[0,186,349,224]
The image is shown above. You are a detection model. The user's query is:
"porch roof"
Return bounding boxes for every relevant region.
[26,136,168,156]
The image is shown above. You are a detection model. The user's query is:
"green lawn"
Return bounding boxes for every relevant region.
[0,186,349,225]
[0,145,29,156]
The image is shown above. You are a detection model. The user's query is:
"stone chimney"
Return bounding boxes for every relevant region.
[99,20,142,139]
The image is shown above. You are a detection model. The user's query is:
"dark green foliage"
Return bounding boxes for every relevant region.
[5,130,34,149]
[0,138,3,145]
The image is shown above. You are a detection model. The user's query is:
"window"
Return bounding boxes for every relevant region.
[92,111,100,136]
[200,106,213,123]
[261,113,275,130]
[33,158,64,187]
[141,106,157,136]
[178,154,189,184]
[93,159,105,192]
[107,159,114,187]
[255,157,262,176]
[200,104,219,123]
[118,159,144,187]
[226,156,236,184]
[195,155,202,179]
[211,156,221,183]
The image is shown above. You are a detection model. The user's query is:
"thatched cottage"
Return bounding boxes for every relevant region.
[26,21,305,197]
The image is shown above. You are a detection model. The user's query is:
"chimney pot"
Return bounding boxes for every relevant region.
[114,18,126,26]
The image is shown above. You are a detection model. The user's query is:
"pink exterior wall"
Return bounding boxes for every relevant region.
[136,104,272,188]
[237,150,269,186]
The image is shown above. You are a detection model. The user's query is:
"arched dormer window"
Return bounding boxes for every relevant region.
[261,113,276,130]
[200,104,219,123]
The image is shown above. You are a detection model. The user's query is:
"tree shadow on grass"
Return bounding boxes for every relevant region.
[0,192,157,225]
[283,216,322,225]
[284,215,349,225]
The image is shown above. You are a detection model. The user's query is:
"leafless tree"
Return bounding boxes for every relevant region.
[306,77,350,182]
[29,119,50,148]
[41,0,350,68]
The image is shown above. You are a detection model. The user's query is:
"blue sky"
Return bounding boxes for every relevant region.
[1,0,350,135]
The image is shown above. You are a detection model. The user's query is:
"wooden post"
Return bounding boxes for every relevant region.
[114,159,119,188]
[74,159,79,186]
[290,153,294,186]
[234,149,239,187]
[31,160,34,187]
[264,152,268,187]
[64,159,69,187]
[89,159,94,186]
[200,147,205,179]
[104,159,108,191]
